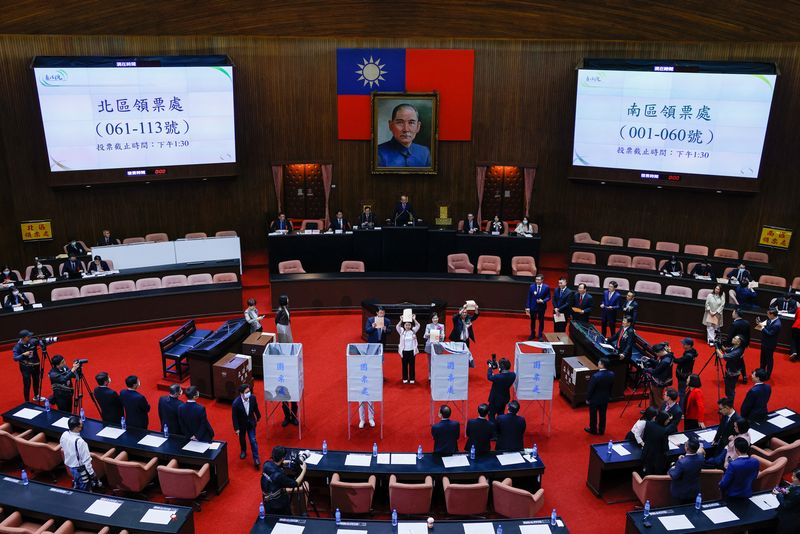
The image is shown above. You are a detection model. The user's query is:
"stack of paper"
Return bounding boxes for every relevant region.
[462,523,495,534]
[96,427,126,439]
[668,434,689,449]
[182,441,211,453]
[442,455,470,468]
[702,506,739,524]
[344,454,372,467]
[767,415,793,429]
[304,452,324,465]
[749,493,779,510]
[774,408,795,417]
[13,408,42,420]
[657,515,694,530]
[51,417,71,429]
[695,429,717,443]
[397,523,427,534]
[140,508,177,525]
[270,524,305,534]
[519,526,552,534]
[496,452,525,465]
[85,498,123,517]
[611,444,631,456]
[138,435,167,448]
[391,454,418,465]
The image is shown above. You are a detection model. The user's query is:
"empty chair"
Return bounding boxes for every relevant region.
[447,254,474,274]
[632,256,656,270]
[51,520,111,534]
[511,256,537,276]
[103,451,158,494]
[684,244,708,256]
[0,512,55,534]
[0,423,32,462]
[665,285,692,298]
[570,251,596,265]
[186,273,213,286]
[212,272,238,283]
[792,277,800,290]
[573,232,599,244]
[156,459,211,509]
[388,475,433,515]
[329,473,376,514]
[743,251,769,263]
[51,287,80,301]
[574,274,600,288]
[340,261,365,273]
[631,471,672,508]
[728,289,739,306]
[79,284,108,297]
[23,292,35,304]
[699,469,724,501]
[634,280,662,295]
[184,232,207,239]
[607,254,632,268]
[108,280,136,294]
[713,248,739,260]
[655,241,680,253]
[753,456,788,492]
[162,275,188,288]
[697,288,713,300]
[135,277,162,291]
[278,260,306,274]
[14,432,63,479]
[758,275,787,288]
[477,255,501,275]
[722,267,736,279]
[492,478,545,519]
[215,230,238,237]
[299,219,325,232]
[627,238,651,250]
[90,448,117,485]
[145,232,169,242]
[600,235,623,246]
[122,237,146,244]
[443,475,489,516]
[602,277,630,291]
[751,437,800,474]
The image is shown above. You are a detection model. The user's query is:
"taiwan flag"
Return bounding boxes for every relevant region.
[337,48,475,141]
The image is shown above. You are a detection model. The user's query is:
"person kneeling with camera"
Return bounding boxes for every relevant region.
[261,446,307,515]
[49,355,80,412]
[60,416,101,491]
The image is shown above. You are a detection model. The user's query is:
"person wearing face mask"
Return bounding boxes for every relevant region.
[29,261,53,280]
[4,287,29,309]
[622,291,639,325]
[660,255,684,276]
[514,217,535,237]
[1,266,19,283]
[157,383,183,435]
[64,239,87,257]
[62,254,84,278]
[93,372,123,425]
[232,383,261,468]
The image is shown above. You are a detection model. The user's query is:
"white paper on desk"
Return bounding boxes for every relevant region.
[52,416,70,429]
[304,452,323,465]
[497,452,525,465]
[397,523,427,534]
[344,454,372,467]
[138,435,167,448]
[748,429,766,443]
[775,408,795,417]
[140,508,177,525]
[85,497,123,517]
[695,429,717,443]
[519,526,552,534]
[13,408,42,420]
[376,453,391,465]
[767,415,793,429]
[271,524,305,534]
[657,515,694,530]
[337,530,367,534]
[612,444,631,456]
[702,506,739,524]
[442,455,470,468]
[96,427,126,439]
[391,453,418,465]
[749,493,780,510]
[182,440,211,453]
[208,442,221,450]
[599,343,616,351]
[462,522,496,534]
[668,434,689,450]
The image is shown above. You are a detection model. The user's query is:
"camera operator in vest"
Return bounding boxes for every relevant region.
[642,342,674,408]
[716,335,745,402]
[49,355,80,412]
[261,446,307,515]
[12,330,43,402]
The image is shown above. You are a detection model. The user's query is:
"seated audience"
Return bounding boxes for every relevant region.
[1,265,19,283]
[29,260,53,280]
[462,213,480,234]
[488,214,504,234]
[660,255,684,276]
[690,258,715,279]
[358,206,376,228]
[62,254,84,278]
[514,216,535,236]
[730,263,752,285]
[4,287,29,309]
[269,212,293,233]
[65,239,87,257]
[773,290,798,314]
[88,255,110,273]
[328,210,350,232]
[96,229,120,246]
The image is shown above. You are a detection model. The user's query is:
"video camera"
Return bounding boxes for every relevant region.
[487,353,499,370]
[284,449,310,473]
[32,336,58,346]
[74,359,89,365]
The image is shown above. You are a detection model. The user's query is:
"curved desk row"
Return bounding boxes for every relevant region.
[252,516,568,533]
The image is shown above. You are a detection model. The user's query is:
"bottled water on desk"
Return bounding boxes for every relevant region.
[79,408,85,422]
[607,440,613,456]
[373,442,378,457]
[44,398,50,412]
[391,509,398,526]
[496,524,503,534]
[470,444,476,460]
[417,445,423,460]
[258,502,265,520]
[643,500,651,518]
[163,424,169,438]
[550,508,557,526]
[21,469,28,486]
[120,417,126,430]
[322,440,328,455]
[531,443,538,460]
[335,508,341,525]
[695,493,702,510]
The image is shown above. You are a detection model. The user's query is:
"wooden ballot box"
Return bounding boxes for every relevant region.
[544,332,575,379]
[213,353,253,401]
[241,332,274,378]
[559,356,597,408]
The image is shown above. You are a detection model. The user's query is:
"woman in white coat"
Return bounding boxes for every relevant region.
[396,316,421,384]
[703,284,726,345]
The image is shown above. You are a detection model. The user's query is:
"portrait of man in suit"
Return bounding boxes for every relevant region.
[372,93,437,174]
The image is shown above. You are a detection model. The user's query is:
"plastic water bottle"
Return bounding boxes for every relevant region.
[608,440,613,456]
[470,444,476,460]
[497,524,503,534]
[417,445,423,460]
[532,443,538,460]
[258,502,265,520]
[550,508,557,526]
[322,440,328,455]
[644,500,651,519]
[79,408,85,423]
[163,424,169,438]
[44,398,50,412]
[695,492,702,510]
[21,469,29,486]
[391,509,398,527]
[373,442,378,457]
[335,508,341,525]
[120,417,126,430]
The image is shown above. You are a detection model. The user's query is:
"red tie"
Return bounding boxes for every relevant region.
[580,294,584,305]
[617,328,624,348]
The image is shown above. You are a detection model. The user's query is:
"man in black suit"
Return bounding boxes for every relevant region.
[728,308,751,384]
[643,342,674,407]
[585,358,615,435]
[4,288,30,310]
[328,210,350,232]
[449,305,479,347]
[393,194,414,225]
[571,283,593,323]
[756,308,781,379]
[730,263,752,285]
[668,436,705,505]
[464,403,494,455]
[178,386,214,442]
[495,400,526,452]
[622,291,639,325]
[642,411,676,475]
[358,206,376,229]
[62,255,84,278]
[232,384,262,467]
[740,368,771,422]
[96,229,120,247]
[773,291,798,314]
[551,278,573,333]
[486,357,516,422]
[718,335,745,401]
[93,371,123,425]
[431,405,459,455]
[119,375,150,429]
[673,338,697,407]
[269,212,293,233]
[65,239,87,257]
[462,213,480,234]
[12,330,42,402]
[158,384,183,434]
[710,397,742,457]
[87,256,111,273]
[690,259,715,279]
[661,388,683,428]
[607,316,635,362]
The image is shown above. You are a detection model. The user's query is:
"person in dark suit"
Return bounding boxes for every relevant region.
[730,263,752,285]
[119,375,150,429]
[365,307,392,346]
[64,239,87,257]
[719,438,760,498]
[775,467,800,534]
[710,397,742,457]
[525,275,550,340]
[622,291,639,325]
[232,384,261,467]
[774,291,798,314]
[642,411,676,475]
[756,308,781,379]
[585,358,615,435]
[464,403,494,455]
[607,316,635,362]
[495,400,526,452]
[328,210,351,232]
[673,338,698,408]
[4,288,29,310]
[718,336,745,401]
[552,278,573,333]
[660,255,684,276]
[12,330,41,402]
[690,259,715,279]
[668,436,705,504]
[393,194,414,225]
[96,229,120,247]
[461,213,480,234]
[178,386,214,442]
[431,405,460,455]
[740,368,771,422]
[87,255,110,273]
[661,388,683,428]
[358,206,376,229]
[29,261,53,280]
[269,212,293,233]
[93,371,123,425]
[735,282,758,311]
[728,308,751,384]
[600,280,622,337]
[61,255,84,278]
[449,305,479,347]
[571,283,593,323]
[157,384,183,434]
[1,266,19,283]
[486,357,516,422]
[643,342,674,407]
[48,355,78,412]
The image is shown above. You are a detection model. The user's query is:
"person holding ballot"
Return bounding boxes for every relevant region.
[423,313,445,380]
[450,302,479,347]
[551,277,572,333]
[366,307,391,347]
[396,313,421,384]
[571,283,593,323]
[525,275,550,341]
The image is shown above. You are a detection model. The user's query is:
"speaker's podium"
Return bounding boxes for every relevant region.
[361,299,446,351]
[186,318,250,398]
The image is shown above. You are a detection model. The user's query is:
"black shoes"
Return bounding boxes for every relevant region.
[240,452,247,459]
[584,427,598,435]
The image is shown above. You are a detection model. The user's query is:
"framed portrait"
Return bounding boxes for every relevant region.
[371,92,438,174]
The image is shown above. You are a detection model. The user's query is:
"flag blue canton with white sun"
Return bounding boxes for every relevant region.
[337,48,407,95]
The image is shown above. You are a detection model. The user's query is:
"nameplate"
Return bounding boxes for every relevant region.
[49,487,74,495]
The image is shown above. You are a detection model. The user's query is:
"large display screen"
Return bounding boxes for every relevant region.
[32,56,236,186]
[570,59,777,191]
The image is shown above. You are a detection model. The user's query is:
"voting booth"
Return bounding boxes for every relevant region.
[346,343,384,439]
[514,341,556,436]
[430,342,470,433]
[263,342,305,439]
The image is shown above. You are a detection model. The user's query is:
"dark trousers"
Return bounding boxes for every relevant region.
[553,318,567,333]
[790,330,800,356]
[238,424,260,461]
[401,350,416,381]
[281,402,298,422]
[589,402,608,434]
[677,375,689,410]
[487,402,506,423]
[724,373,739,401]
[601,310,617,337]
[684,419,701,431]
[20,369,40,402]
[760,346,775,378]
[529,308,545,338]
[52,394,73,412]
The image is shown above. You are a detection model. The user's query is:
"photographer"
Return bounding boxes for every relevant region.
[642,342,674,408]
[717,335,745,401]
[12,330,42,402]
[59,416,99,491]
[486,356,515,422]
[673,338,697,408]
[261,446,307,515]
[49,355,80,412]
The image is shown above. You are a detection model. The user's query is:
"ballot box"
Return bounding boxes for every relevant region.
[559,356,597,408]
[213,353,253,400]
[241,332,275,378]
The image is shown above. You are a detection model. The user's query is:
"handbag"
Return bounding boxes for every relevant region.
[707,312,720,326]
[73,439,100,490]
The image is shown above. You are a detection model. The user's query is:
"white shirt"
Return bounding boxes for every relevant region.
[396,321,420,351]
[630,419,647,447]
[242,396,250,416]
[60,430,94,474]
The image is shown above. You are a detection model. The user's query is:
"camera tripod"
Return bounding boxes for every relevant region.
[697,345,723,401]
[620,362,654,418]
[72,364,101,416]
[36,340,54,404]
